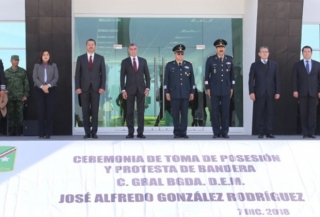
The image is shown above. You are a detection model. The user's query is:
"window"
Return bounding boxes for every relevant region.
[74,17,243,128]
[0,21,26,69]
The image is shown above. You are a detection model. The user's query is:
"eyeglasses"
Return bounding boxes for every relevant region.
[176,52,184,56]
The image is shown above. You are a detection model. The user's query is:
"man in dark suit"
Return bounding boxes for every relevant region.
[164,44,195,138]
[120,43,150,138]
[292,46,320,138]
[0,59,6,97]
[249,46,281,138]
[75,39,106,139]
[205,39,235,138]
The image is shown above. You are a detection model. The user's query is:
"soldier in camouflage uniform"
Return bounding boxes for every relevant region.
[4,55,30,136]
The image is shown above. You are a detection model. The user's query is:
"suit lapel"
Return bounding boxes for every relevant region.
[309,60,314,75]
[300,60,308,75]
[128,57,135,72]
[137,56,141,72]
[266,61,272,75]
[83,54,90,70]
[258,61,266,76]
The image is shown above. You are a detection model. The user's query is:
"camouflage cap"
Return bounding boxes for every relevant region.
[11,55,19,60]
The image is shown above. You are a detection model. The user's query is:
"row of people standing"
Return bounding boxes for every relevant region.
[74,39,236,139]
[2,40,315,139]
[249,45,320,139]
[0,51,59,138]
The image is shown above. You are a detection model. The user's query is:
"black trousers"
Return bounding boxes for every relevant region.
[171,99,189,136]
[35,87,56,136]
[299,96,318,136]
[255,95,274,135]
[211,95,230,135]
[126,91,145,134]
[80,85,100,135]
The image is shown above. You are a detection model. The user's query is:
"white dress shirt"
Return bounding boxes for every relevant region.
[130,56,139,69]
[87,53,95,62]
[303,59,312,73]
[261,59,268,64]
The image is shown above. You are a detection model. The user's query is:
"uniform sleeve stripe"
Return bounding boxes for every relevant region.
[205,81,208,85]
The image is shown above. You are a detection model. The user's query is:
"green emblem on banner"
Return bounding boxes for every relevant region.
[0,146,17,172]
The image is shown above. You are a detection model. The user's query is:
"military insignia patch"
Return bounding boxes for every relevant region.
[184,66,189,69]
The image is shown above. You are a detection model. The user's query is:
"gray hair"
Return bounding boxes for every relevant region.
[259,46,269,52]
[128,43,138,48]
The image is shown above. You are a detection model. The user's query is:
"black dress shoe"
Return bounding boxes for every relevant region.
[181,135,189,138]
[91,134,98,139]
[222,134,230,138]
[126,134,134,138]
[174,135,180,138]
[83,134,91,139]
[137,134,146,138]
[213,134,221,138]
[258,134,264,138]
[45,135,50,139]
[308,135,316,139]
[39,136,44,139]
[303,135,308,138]
[266,134,275,138]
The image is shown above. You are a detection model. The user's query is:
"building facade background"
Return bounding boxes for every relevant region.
[3,0,320,135]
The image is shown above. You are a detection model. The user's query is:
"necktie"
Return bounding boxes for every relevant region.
[220,57,223,63]
[306,61,310,74]
[178,62,182,68]
[133,58,137,72]
[89,55,93,69]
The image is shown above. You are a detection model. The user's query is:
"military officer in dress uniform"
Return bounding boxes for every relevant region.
[164,44,195,138]
[205,39,235,138]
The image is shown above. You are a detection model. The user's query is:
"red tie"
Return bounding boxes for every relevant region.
[133,58,137,72]
[89,55,93,69]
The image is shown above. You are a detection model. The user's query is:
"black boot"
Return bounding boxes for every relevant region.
[8,127,16,136]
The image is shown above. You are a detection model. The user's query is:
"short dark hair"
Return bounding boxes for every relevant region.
[302,46,313,52]
[86,39,96,45]
[38,50,52,65]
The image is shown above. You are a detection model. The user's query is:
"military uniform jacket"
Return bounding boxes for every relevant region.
[205,54,235,96]
[4,66,30,101]
[164,60,195,99]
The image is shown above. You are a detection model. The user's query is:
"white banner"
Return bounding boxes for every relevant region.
[1,140,320,217]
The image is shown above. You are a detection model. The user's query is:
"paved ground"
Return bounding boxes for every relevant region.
[0,135,315,141]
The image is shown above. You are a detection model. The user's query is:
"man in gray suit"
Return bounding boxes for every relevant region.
[0,59,6,97]
[75,39,106,139]
[120,43,150,138]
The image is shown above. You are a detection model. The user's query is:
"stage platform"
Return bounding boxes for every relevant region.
[0,135,315,141]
